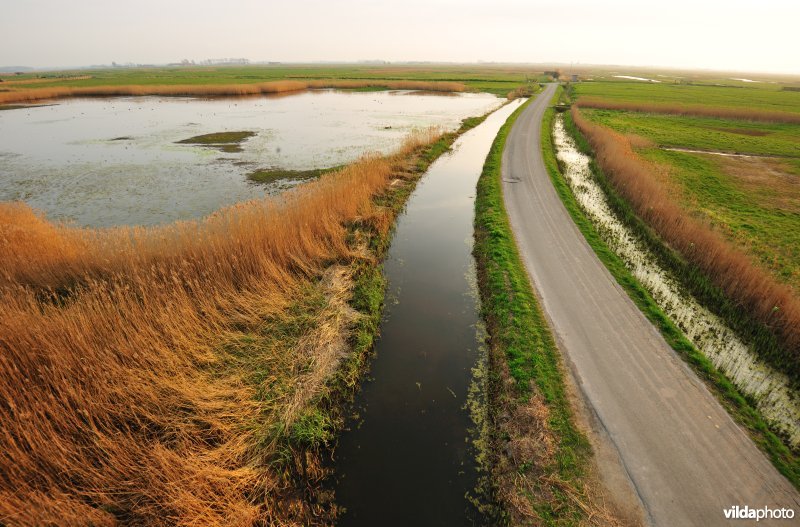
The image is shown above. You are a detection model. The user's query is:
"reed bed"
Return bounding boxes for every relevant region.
[571,107,800,364]
[0,129,441,526]
[576,97,800,124]
[0,79,466,105]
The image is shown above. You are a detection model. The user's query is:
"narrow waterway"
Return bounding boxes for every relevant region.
[332,99,524,525]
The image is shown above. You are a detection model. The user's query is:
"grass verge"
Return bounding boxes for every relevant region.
[544,90,800,487]
[474,97,605,525]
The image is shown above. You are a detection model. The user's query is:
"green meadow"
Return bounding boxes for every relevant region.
[574,80,800,291]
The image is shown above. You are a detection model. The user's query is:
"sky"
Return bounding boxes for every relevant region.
[2,0,798,74]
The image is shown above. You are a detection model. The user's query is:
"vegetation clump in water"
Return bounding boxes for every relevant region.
[177,131,256,152]
[247,165,343,184]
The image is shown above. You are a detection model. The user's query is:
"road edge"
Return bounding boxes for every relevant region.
[474,92,628,525]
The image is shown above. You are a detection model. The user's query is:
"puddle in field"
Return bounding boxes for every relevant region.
[612,75,661,83]
[0,90,502,227]
[553,115,800,447]
[331,99,524,526]
[662,147,780,159]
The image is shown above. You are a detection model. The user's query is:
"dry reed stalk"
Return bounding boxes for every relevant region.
[575,97,800,124]
[0,80,466,105]
[571,107,800,358]
[0,129,442,525]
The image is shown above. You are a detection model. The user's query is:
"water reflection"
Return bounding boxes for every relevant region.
[333,100,524,526]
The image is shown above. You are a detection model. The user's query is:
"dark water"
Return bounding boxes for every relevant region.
[333,100,524,526]
[0,90,500,227]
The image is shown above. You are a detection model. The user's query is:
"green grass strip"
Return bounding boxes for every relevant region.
[474,96,591,524]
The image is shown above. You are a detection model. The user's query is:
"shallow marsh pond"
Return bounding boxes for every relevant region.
[0,90,501,227]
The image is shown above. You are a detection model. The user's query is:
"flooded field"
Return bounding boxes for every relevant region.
[0,90,501,227]
[332,100,524,526]
[553,115,800,447]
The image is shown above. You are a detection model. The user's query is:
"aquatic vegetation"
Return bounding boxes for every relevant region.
[177,131,256,145]
[247,165,342,184]
[177,131,257,153]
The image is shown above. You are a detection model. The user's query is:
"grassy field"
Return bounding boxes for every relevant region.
[576,80,800,113]
[642,148,800,289]
[0,64,549,98]
[577,106,800,291]
[579,109,800,157]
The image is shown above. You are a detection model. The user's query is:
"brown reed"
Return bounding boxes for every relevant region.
[0,129,441,526]
[0,80,466,105]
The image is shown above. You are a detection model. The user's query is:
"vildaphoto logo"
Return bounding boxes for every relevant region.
[723,505,795,521]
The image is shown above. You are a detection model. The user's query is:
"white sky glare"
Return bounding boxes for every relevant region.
[1,0,798,74]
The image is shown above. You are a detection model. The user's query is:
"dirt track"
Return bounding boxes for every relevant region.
[503,84,800,526]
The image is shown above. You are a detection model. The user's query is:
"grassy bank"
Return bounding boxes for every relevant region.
[0,103,493,524]
[541,92,800,487]
[474,97,617,525]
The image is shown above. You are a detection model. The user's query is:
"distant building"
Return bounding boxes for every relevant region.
[570,74,579,82]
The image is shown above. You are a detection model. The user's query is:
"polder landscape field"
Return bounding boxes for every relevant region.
[2,52,800,527]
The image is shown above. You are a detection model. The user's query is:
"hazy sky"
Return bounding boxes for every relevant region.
[2,0,798,74]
